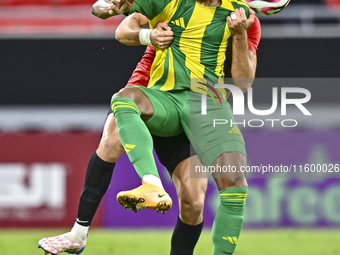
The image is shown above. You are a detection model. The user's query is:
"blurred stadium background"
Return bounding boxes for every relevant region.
[0,0,340,254]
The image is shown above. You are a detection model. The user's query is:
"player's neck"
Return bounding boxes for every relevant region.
[196,0,221,7]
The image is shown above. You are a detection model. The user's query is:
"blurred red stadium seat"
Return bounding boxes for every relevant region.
[59,0,95,5]
[0,0,123,36]
[1,0,52,5]
[325,0,340,5]
[0,0,95,5]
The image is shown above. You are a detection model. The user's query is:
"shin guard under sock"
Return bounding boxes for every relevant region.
[76,152,115,226]
[170,216,204,255]
[212,186,248,255]
[111,96,159,179]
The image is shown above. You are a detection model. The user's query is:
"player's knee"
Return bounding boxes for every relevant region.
[230,177,248,188]
[180,197,204,225]
[112,87,153,117]
[112,87,144,103]
[216,177,248,190]
[97,134,124,162]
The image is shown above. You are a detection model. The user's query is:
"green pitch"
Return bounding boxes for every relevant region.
[1,228,339,255]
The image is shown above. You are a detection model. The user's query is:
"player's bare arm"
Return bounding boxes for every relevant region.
[116,13,174,49]
[228,8,257,93]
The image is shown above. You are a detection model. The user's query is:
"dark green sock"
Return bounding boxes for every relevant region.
[212,186,248,255]
[111,96,159,179]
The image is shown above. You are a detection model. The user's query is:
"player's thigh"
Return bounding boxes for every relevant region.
[138,86,183,137]
[183,91,247,166]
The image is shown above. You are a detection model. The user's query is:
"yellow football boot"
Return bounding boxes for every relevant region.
[117,181,172,214]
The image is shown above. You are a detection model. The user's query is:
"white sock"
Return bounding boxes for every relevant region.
[71,222,89,242]
[143,174,165,191]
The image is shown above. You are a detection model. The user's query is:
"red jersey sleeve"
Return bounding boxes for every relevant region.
[247,16,261,55]
[126,45,155,87]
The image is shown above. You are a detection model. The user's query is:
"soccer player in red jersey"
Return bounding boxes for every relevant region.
[38,2,261,254]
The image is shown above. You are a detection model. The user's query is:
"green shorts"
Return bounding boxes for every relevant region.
[136,86,246,166]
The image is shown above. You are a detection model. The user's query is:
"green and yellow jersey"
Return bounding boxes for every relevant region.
[129,0,249,94]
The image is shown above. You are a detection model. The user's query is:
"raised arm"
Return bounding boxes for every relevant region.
[227,8,258,93]
[115,13,174,49]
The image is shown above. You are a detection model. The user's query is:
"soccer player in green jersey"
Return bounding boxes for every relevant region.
[110,1,256,254]
[37,1,258,255]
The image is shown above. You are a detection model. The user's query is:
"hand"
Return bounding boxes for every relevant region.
[150,22,174,49]
[92,0,115,19]
[108,0,134,15]
[227,8,255,37]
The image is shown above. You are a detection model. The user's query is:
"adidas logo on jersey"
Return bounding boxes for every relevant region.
[171,18,185,28]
